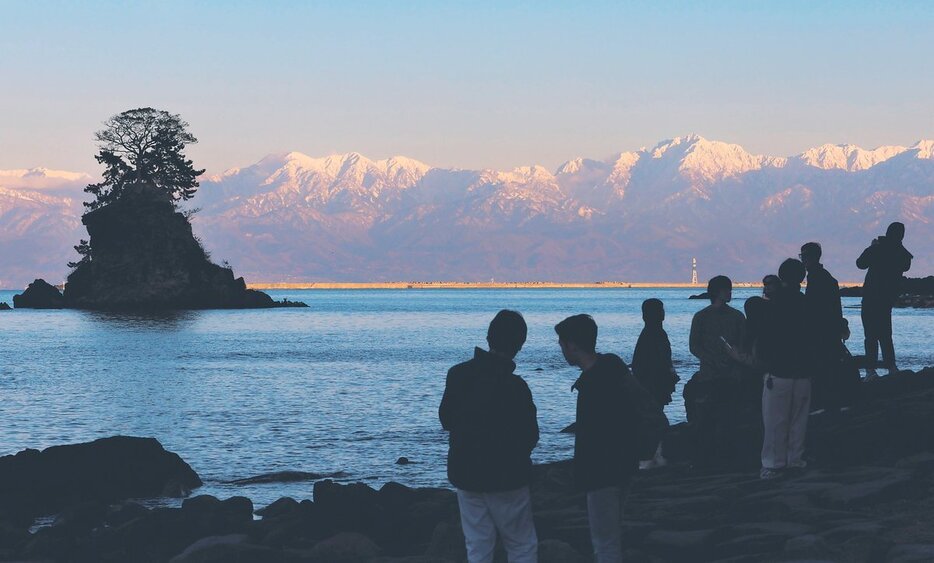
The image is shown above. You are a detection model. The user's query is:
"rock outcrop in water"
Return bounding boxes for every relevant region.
[0,302,10,310]
[0,436,201,527]
[50,182,305,310]
[1,368,934,561]
[11,279,65,309]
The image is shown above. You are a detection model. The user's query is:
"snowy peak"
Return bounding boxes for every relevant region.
[796,143,908,171]
[0,167,91,191]
[646,135,766,182]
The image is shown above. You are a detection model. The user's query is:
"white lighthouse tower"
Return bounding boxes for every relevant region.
[691,258,698,286]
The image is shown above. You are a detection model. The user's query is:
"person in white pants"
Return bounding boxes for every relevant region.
[456,487,537,563]
[439,310,540,563]
[761,374,811,478]
[756,259,813,479]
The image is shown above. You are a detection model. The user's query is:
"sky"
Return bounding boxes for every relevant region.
[1,0,932,175]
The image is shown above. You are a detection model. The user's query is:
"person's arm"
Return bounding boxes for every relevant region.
[438,368,460,432]
[689,313,712,365]
[856,245,875,270]
[519,381,539,454]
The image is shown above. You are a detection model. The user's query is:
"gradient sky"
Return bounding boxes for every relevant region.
[1,0,932,174]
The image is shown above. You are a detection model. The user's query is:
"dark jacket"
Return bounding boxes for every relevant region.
[857,237,912,304]
[631,326,678,406]
[572,353,642,492]
[439,348,539,492]
[758,286,813,379]
[805,264,845,348]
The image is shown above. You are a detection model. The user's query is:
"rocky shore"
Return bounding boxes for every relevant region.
[1,369,933,562]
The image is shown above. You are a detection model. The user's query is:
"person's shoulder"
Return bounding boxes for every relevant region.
[447,356,477,378]
[599,353,631,374]
[726,304,746,320]
[693,304,713,318]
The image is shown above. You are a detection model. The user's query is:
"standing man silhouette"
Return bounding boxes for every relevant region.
[800,242,847,408]
[556,314,642,563]
[440,310,539,563]
[857,222,913,378]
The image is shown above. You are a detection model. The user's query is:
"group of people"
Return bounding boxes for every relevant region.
[438,223,912,563]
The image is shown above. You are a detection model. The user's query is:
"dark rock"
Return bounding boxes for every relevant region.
[169,534,283,563]
[0,436,201,525]
[396,457,412,465]
[313,480,383,535]
[309,532,379,562]
[62,182,307,310]
[228,470,346,485]
[52,500,108,533]
[840,285,863,297]
[642,529,719,559]
[886,543,934,562]
[12,279,64,309]
[256,497,300,519]
[688,292,709,300]
[538,538,586,563]
[0,302,10,310]
[783,534,840,559]
[105,501,151,527]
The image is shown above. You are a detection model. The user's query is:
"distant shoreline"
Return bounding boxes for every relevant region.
[247,281,862,290]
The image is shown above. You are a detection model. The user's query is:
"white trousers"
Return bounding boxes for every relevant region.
[587,485,625,563]
[761,375,811,470]
[456,486,538,563]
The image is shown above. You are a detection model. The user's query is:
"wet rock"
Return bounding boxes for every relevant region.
[309,532,379,562]
[0,302,10,310]
[783,534,839,560]
[228,470,346,485]
[12,279,64,309]
[0,436,201,524]
[886,543,934,562]
[105,501,150,527]
[538,538,586,563]
[396,457,412,465]
[168,534,284,563]
[52,500,108,533]
[256,497,300,519]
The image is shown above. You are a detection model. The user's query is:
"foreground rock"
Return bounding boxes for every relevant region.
[12,279,64,309]
[2,369,934,562]
[57,182,306,310]
[0,436,201,526]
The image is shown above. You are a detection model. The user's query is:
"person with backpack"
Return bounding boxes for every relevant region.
[857,222,913,378]
[556,314,660,563]
[440,310,539,563]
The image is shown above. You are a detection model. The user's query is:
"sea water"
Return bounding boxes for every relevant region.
[0,288,931,508]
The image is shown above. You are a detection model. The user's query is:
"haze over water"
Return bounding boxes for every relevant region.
[1,288,931,508]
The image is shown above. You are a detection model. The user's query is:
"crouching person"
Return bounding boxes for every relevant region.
[439,310,539,563]
[556,314,643,563]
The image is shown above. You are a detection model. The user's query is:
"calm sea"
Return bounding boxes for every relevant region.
[1,288,931,509]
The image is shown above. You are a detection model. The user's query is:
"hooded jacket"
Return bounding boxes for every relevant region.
[439,348,539,492]
[572,353,642,491]
[857,236,913,304]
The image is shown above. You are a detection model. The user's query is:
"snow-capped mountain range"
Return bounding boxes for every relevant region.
[1,135,932,287]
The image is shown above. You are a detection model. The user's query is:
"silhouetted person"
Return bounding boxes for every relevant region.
[631,299,677,469]
[857,222,912,378]
[762,274,781,300]
[685,275,745,468]
[757,259,813,479]
[439,310,538,563]
[800,242,849,409]
[556,314,642,563]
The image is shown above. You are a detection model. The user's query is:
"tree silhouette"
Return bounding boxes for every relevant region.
[84,108,204,210]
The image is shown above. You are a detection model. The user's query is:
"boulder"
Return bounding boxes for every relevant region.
[309,532,379,562]
[0,436,201,524]
[228,470,346,485]
[12,279,64,309]
[0,302,10,310]
[62,182,306,310]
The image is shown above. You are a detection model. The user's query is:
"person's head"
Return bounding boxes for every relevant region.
[707,275,732,304]
[799,242,822,270]
[762,274,781,299]
[487,309,527,359]
[778,258,806,287]
[642,298,665,324]
[886,221,905,242]
[554,314,597,367]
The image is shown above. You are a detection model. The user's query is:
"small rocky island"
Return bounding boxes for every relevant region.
[12,108,305,311]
